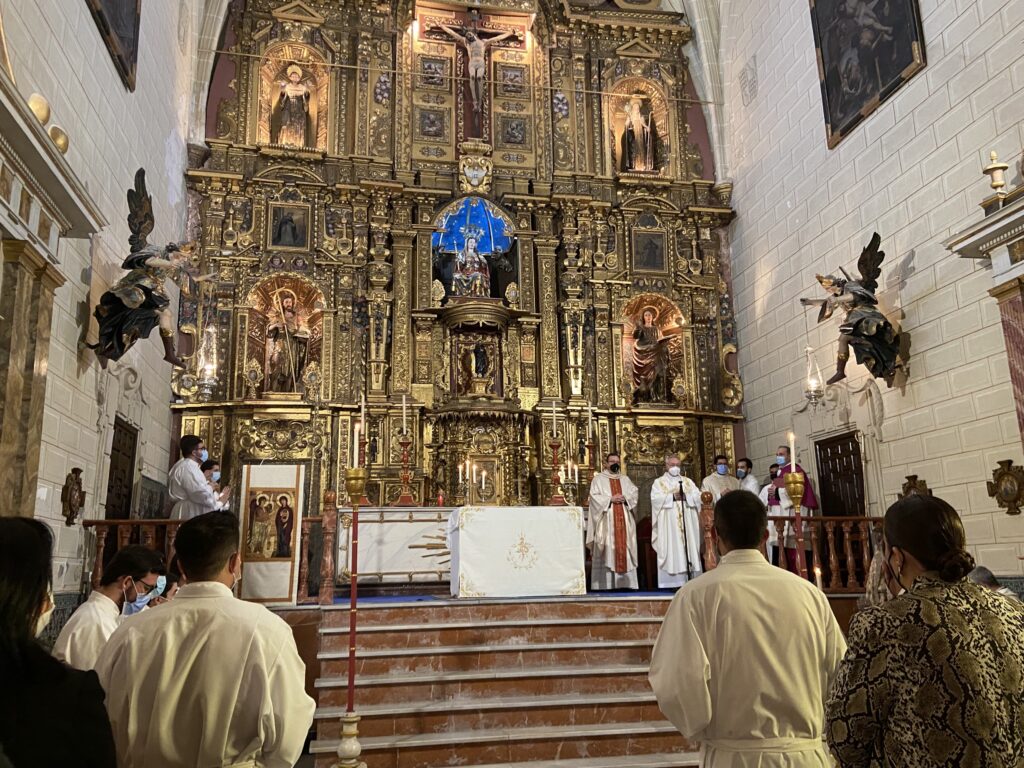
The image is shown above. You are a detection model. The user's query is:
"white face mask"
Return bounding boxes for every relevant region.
[667,466,681,477]
[34,589,54,638]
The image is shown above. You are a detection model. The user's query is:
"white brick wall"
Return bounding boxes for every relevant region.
[721,0,1024,570]
[2,0,199,590]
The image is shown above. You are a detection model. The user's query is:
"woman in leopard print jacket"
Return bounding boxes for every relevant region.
[825,494,1024,766]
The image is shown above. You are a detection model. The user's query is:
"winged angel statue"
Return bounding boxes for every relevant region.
[800,232,903,386]
[89,169,209,369]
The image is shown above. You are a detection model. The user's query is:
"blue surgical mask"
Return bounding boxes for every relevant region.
[716,464,728,475]
[122,576,165,617]
[737,469,747,479]
[776,455,786,466]
[199,449,209,462]
[212,471,221,482]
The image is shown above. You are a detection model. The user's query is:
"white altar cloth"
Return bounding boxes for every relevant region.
[447,506,586,598]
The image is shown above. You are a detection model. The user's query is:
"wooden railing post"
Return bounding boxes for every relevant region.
[700,492,716,570]
[825,521,842,589]
[319,490,338,606]
[793,509,807,579]
[298,516,313,604]
[92,526,108,589]
[842,521,859,589]
[809,519,822,582]
[773,519,786,568]
[860,520,873,585]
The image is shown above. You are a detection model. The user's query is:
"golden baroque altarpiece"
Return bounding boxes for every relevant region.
[174,0,742,515]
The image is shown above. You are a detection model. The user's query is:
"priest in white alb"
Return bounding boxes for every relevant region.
[649,454,703,588]
[701,453,741,502]
[650,491,846,767]
[587,451,640,590]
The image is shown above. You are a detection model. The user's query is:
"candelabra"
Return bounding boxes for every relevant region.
[393,435,417,506]
[784,471,808,579]
[548,437,567,505]
[336,466,369,768]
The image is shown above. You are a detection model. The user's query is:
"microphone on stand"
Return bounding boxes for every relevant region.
[678,480,692,577]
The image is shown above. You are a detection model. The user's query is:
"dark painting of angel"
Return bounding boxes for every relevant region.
[801,232,903,386]
[88,169,210,369]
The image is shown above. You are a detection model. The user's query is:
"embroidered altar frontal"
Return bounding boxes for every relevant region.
[447,506,586,597]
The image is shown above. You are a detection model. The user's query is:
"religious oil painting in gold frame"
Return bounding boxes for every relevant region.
[632,230,667,273]
[243,487,298,561]
[417,55,451,92]
[268,203,310,251]
[416,107,449,143]
[495,115,530,149]
[86,0,142,91]
[495,63,528,97]
[810,0,926,148]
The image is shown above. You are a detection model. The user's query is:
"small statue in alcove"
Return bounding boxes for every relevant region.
[270,64,313,147]
[472,342,489,377]
[800,232,903,386]
[61,468,86,526]
[621,93,658,172]
[89,169,211,369]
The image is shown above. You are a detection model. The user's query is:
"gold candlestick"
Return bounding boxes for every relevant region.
[393,436,417,506]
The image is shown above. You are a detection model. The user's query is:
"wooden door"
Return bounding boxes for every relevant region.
[814,431,865,516]
[105,417,138,519]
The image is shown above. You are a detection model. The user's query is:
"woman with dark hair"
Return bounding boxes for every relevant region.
[0,518,116,767]
[826,495,1024,766]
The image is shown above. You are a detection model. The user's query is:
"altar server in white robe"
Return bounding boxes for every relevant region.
[169,434,231,521]
[587,451,640,590]
[701,454,741,502]
[649,455,703,588]
[736,457,760,495]
[650,490,846,767]
[95,511,314,768]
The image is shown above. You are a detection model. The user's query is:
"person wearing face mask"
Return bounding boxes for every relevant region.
[758,464,787,565]
[768,444,818,573]
[169,435,231,520]
[53,545,166,670]
[95,511,314,768]
[200,458,221,489]
[650,491,846,767]
[826,495,1024,766]
[649,454,703,588]
[587,452,641,590]
[0,518,117,768]
[700,454,741,503]
[735,457,760,495]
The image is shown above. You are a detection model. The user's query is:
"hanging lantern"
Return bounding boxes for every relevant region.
[804,345,825,408]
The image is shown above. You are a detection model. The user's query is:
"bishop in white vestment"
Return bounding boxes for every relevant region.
[587,452,640,590]
[650,491,846,767]
[649,455,703,588]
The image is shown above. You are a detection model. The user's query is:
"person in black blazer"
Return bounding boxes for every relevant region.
[0,518,116,768]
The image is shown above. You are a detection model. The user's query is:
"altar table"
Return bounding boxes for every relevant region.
[447,506,586,598]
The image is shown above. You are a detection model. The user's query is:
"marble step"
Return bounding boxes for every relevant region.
[314,663,652,707]
[310,720,692,768]
[318,639,655,676]
[321,597,672,628]
[427,753,702,768]
[313,690,664,738]
[319,616,663,650]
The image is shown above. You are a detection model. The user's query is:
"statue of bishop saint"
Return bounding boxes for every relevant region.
[587,452,640,591]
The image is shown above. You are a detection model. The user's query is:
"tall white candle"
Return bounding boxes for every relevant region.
[352,423,361,469]
[458,464,463,484]
[551,401,557,436]
[481,470,487,491]
[472,463,478,484]
[574,462,579,484]
[402,394,408,434]
[789,431,796,471]
[587,405,593,440]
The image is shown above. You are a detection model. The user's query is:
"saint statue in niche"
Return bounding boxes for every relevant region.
[620,93,658,172]
[451,225,491,297]
[631,307,672,404]
[473,342,489,376]
[270,64,313,147]
[265,289,310,392]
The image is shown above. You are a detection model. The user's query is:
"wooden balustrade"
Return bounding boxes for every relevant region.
[82,520,183,588]
[697,495,881,593]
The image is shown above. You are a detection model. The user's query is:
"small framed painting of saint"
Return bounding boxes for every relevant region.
[810,0,925,148]
[632,230,667,273]
[268,204,309,251]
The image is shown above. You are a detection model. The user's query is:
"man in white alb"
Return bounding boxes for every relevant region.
[650,490,846,767]
[736,457,760,495]
[649,455,703,588]
[96,511,315,768]
[169,435,231,520]
[587,452,640,590]
[701,454,741,502]
[53,545,165,670]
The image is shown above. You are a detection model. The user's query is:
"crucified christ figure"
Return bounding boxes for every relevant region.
[437,23,518,119]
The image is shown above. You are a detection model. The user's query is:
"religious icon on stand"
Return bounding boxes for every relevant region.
[631,307,672,404]
[89,169,211,369]
[800,231,903,386]
[265,289,310,393]
[270,63,313,147]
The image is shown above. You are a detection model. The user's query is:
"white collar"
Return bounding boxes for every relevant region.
[175,582,234,599]
[718,549,769,565]
[88,590,121,617]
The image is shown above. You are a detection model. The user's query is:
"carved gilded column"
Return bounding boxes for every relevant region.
[990,277,1024,447]
[0,240,65,516]
[365,189,393,397]
[390,200,414,395]
[535,207,562,400]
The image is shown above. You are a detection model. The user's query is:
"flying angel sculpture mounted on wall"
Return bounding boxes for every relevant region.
[800,232,903,386]
[89,169,211,369]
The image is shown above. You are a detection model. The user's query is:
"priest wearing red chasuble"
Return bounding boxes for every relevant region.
[587,452,640,590]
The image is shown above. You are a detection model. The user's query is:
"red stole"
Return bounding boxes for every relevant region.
[610,477,628,573]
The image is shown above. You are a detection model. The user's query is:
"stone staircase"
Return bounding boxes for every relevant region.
[309,597,700,768]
